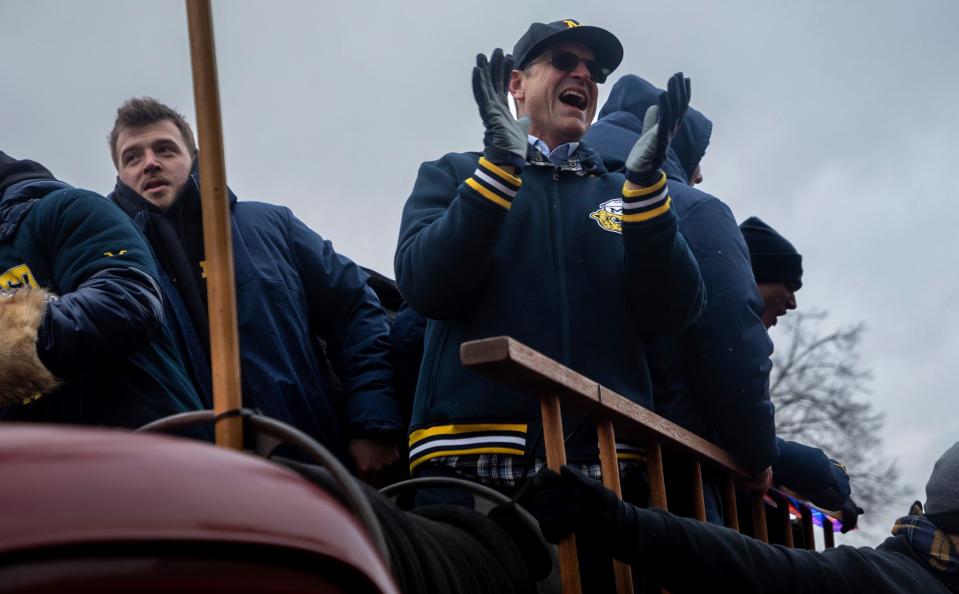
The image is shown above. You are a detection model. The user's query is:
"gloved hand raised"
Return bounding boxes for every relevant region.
[625,72,691,186]
[840,496,865,533]
[473,48,529,169]
[519,465,626,544]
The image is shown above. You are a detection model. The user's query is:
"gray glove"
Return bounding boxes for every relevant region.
[625,72,691,186]
[472,48,528,168]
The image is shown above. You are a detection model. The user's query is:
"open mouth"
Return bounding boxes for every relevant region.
[143,179,168,192]
[558,88,588,111]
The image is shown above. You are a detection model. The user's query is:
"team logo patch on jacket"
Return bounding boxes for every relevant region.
[0,264,39,289]
[590,198,623,234]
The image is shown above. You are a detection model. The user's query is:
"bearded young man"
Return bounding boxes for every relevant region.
[105,98,403,483]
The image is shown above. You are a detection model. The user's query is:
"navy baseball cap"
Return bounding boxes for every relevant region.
[512,19,623,76]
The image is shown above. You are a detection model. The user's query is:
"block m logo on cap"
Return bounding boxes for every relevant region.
[563,19,580,28]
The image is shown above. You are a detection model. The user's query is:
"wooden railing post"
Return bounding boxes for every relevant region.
[773,492,794,548]
[800,505,816,550]
[750,494,768,543]
[596,419,634,594]
[822,517,835,549]
[691,461,707,522]
[722,475,740,531]
[540,392,581,594]
[646,440,668,510]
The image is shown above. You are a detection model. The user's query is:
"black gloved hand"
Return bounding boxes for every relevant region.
[624,72,691,186]
[472,49,529,169]
[840,496,864,533]
[519,466,624,543]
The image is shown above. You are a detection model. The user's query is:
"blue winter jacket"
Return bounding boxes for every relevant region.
[585,75,777,474]
[396,144,705,469]
[0,178,207,433]
[110,171,402,463]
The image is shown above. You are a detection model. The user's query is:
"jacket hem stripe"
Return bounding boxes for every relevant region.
[409,434,527,458]
[409,446,527,472]
[410,422,529,444]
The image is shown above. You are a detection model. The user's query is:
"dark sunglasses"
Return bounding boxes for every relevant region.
[534,51,610,84]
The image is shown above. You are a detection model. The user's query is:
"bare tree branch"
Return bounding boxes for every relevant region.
[770,310,905,522]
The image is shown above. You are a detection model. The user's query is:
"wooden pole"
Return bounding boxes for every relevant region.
[596,419,634,594]
[722,475,739,531]
[185,0,244,450]
[540,393,581,594]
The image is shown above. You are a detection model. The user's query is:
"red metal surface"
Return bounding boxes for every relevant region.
[0,425,397,594]
[0,556,352,594]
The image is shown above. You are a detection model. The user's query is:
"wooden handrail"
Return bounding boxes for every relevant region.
[460,336,843,540]
[462,337,757,475]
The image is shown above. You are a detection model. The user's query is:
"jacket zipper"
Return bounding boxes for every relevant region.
[548,169,572,365]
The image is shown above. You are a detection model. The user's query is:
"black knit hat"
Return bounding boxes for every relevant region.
[925,441,959,533]
[739,216,803,290]
[512,19,623,75]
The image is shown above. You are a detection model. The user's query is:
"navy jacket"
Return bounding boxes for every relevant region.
[0,176,206,432]
[110,171,402,463]
[585,75,777,474]
[396,145,705,469]
[775,438,852,510]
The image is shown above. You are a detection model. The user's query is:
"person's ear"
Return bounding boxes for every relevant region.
[509,70,525,102]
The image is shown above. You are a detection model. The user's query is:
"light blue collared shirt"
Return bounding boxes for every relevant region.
[528,135,580,166]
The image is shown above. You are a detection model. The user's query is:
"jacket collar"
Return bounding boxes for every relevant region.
[526,139,607,175]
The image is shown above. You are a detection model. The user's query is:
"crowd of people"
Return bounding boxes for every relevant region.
[0,16,953,594]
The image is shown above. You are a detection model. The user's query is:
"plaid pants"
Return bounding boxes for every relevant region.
[424,453,642,493]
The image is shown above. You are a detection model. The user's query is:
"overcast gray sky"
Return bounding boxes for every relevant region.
[2,0,956,546]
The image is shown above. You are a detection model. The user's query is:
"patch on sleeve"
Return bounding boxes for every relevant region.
[0,264,39,289]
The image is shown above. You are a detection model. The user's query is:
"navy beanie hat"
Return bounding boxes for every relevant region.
[740,216,803,290]
[925,441,959,533]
